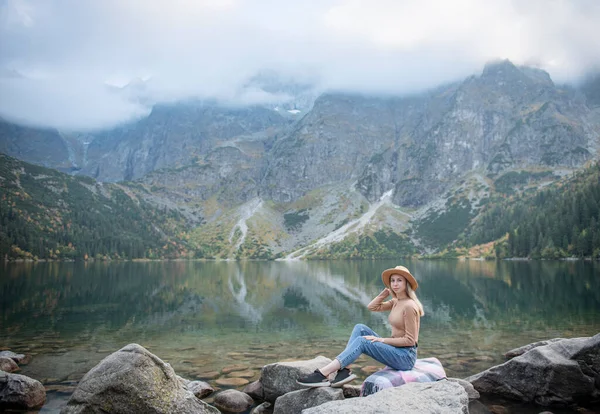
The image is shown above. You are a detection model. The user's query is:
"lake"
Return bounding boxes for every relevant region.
[1,259,599,413]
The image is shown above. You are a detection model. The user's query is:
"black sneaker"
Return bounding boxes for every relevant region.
[296,369,330,387]
[330,368,357,388]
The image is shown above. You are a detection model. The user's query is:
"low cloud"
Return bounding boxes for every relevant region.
[1,0,599,130]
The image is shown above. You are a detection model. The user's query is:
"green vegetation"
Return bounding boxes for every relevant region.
[413,198,474,247]
[283,209,309,231]
[464,162,600,259]
[186,223,232,259]
[493,170,554,194]
[0,154,188,261]
[237,236,275,260]
[307,230,416,259]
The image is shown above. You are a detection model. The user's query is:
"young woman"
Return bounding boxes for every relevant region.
[297,265,425,388]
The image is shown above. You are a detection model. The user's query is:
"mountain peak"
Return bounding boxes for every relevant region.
[482,59,519,77]
[481,59,553,87]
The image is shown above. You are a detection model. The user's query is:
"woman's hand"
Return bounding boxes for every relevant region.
[363,335,385,343]
[378,288,390,298]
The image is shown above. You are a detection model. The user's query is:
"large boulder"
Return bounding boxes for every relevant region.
[274,387,343,414]
[302,380,468,413]
[447,378,479,400]
[0,371,46,410]
[61,343,218,414]
[504,338,564,359]
[260,356,331,403]
[467,334,600,406]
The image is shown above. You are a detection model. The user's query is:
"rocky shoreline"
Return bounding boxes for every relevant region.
[1,334,599,413]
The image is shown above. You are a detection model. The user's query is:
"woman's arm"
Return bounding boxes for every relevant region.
[367,288,393,312]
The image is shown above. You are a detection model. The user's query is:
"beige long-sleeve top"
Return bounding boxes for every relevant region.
[367,296,420,347]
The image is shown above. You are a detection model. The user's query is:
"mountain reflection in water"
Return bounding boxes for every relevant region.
[1,260,599,412]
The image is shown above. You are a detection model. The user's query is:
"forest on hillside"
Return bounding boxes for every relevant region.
[463,163,600,259]
[0,154,189,261]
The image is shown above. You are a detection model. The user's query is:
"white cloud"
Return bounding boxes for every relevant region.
[1,0,35,28]
[323,0,600,81]
[0,0,599,130]
[0,75,150,131]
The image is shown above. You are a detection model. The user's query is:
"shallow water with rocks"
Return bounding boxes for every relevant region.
[1,259,599,413]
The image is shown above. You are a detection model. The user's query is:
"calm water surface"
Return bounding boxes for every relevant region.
[1,259,599,413]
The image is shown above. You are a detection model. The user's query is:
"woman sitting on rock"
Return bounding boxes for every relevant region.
[297,265,424,388]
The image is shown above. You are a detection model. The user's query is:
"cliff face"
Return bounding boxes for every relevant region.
[0,121,74,171]
[81,103,292,182]
[264,60,599,207]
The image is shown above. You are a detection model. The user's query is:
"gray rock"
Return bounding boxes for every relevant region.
[81,104,291,182]
[213,389,254,413]
[0,357,19,373]
[177,375,191,387]
[61,343,218,413]
[0,121,72,171]
[467,334,600,406]
[265,61,597,208]
[0,351,28,364]
[252,401,273,414]
[274,387,344,414]
[342,384,361,398]
[301,380,468,413]
[188,381,214,399]
[260,356,332,403]
[0,371,46,410]
[504,338,564,359]
[448,377,480,400]
[243,380,264,400]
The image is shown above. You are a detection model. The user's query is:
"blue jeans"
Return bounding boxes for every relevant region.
[335,324,417,370]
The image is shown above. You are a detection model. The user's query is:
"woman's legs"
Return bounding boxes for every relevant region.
[320,324,376,376]
[300,323,417,387]
[330,323,417,373]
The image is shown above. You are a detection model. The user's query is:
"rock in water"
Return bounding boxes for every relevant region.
[0,357,20,373]
[467,334,600,406]
[61,343,218,413]
[0,351,29,365]
[187,380,214,399]
[503,338,564,359]
[0,371,46,410]
[213,389,254,413]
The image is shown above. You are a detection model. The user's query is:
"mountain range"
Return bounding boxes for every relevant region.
[2,59,600,260]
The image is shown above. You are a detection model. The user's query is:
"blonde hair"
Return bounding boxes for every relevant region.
[406,282,425,316]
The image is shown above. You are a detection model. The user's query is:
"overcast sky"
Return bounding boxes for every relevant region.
[1,0,599,130]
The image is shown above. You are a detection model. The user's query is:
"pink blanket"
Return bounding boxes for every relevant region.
[360,357,447,396]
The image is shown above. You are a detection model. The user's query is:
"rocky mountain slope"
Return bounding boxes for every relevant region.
[2,60,600,259]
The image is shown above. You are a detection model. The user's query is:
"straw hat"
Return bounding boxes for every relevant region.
[381,266,418,291]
